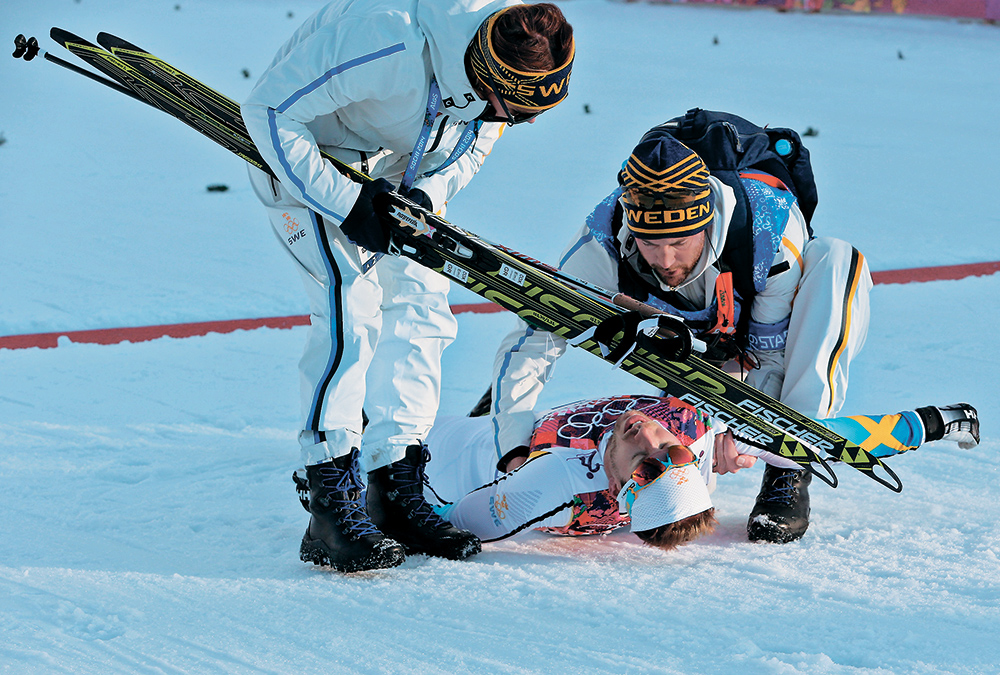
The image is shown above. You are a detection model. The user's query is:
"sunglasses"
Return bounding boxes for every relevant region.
[615,446,696,516]
[477,98,539,126]
[620,187,700,210]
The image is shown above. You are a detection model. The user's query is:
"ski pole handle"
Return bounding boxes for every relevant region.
[12,33,146,104]
[13,34,39,60]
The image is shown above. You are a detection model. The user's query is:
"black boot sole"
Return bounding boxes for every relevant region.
[396,535,482,561]
[299,534,405,573]
[375,519,483,560]
[747,515,807,544]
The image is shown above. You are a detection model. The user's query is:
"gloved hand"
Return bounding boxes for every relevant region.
[399,186,433,213]
[339,177,395,253]
[341,182,435,254]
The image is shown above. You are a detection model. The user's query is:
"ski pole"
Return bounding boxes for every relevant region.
[12,33,146,105]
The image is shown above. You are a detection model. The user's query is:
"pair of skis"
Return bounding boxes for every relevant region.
[15,28,903,491]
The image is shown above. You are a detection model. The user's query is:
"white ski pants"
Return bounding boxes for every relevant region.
[249,168,457,469]
[748,237,872,419]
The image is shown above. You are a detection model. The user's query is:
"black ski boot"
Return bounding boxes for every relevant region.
[747,464,812,544]
[299,449,405,573]
[367,444,482,560]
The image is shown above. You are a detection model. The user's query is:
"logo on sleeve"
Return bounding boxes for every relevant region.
[568,450,601,479]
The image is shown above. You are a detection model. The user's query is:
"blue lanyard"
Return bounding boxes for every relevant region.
[400,79,442,190]
[400,78,482,190]
[428,120,482,178]
[368,80,480,273]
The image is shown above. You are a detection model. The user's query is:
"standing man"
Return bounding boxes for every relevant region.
[490,120,870,545]
[242,0,575,573]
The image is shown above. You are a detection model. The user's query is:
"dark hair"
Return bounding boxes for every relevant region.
[634,508,718,552]
[465,3,574,92]
[491,3,573,72]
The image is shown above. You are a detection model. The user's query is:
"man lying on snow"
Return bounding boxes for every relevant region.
[398,395,979,551]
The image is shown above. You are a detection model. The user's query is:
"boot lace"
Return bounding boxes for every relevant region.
[759,470,800,506]
[315,453,381,538]
[389,446,451,531]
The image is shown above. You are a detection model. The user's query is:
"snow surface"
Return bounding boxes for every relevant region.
[2,0,999,672]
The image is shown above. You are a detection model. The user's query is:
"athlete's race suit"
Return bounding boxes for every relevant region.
[241,0,514,468]
[425,395,927,542]
[490,174,873,460]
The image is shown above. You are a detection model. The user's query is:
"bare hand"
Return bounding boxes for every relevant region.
[713,431,757,475]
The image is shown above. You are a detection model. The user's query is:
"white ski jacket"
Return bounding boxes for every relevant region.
[241,0,516,221]
[490,176,812,453]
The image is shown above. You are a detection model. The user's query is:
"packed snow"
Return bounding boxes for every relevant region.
[1,0,998,673]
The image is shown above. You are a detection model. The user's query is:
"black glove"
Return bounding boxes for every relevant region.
[341,182,435,254]
[399,186,433,213]
[339,177,395,253]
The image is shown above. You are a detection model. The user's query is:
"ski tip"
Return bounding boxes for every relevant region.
[50,27,94,48]
[49,27,70,44]
[96,32,138,52]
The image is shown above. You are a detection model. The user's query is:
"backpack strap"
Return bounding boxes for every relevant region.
[714,169,756,346]
[706,268,736,336]
[739,171,790,192]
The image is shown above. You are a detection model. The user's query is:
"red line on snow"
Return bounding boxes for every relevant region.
[0,315,311,350]
[869,261,1000,285]
[3,261,998,351]
[0,305,503,351]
